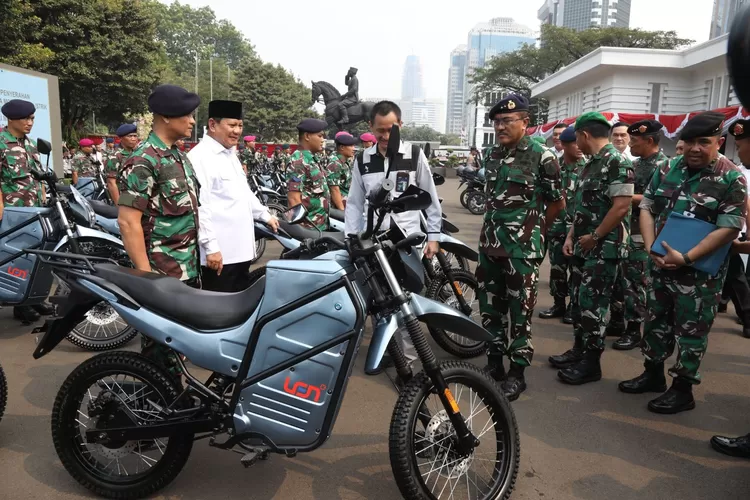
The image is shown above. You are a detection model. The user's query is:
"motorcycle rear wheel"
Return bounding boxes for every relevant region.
[51,352,194,499]
[0,363,6,424]
[467,192,486,215]
[459,189,472,209]
[389,361,520,500]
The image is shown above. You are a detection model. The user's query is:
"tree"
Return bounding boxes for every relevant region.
[230,58,314,142]
[0,0,165,140]
[471,25,694,124]
[401,125,442,142]
[440,133,462,146]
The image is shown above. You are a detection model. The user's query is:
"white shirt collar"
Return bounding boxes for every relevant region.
[202,134,236,156]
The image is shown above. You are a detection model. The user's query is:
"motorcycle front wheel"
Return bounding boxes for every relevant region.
[467,192,486,216]
[389,361,520,500]
[56,239,138,351]
[459,189,472,209]
[0,362,6,424]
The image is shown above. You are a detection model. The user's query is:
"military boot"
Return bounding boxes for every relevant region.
[613,322,641,351]
[557,349,602,385]
[563,303,573,324]
[548,336,584,369]
[604,310,625,337]
[484,354,506,382]
[13,306,40,324]
[502,363,526,402]
[538,299,566,319]
[618,362,667,393]
[711,433,750,459]
[648,377,696,414]
[32,302,55,316]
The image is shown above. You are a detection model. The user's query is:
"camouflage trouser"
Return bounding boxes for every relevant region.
[642,263,724,384]
[476,254,542,367]
[622,243,649,325]
[569,258,583,329]
[547,232,571,301]
[141,276,201,378]
[570,256,619,351]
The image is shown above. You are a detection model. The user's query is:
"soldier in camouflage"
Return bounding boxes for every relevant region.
[71,138,101,186]
[287,118,330,230]
[239,135,257,176]
[105,123,139,205]
[551,112,634,386]
[326,133,356,209]
[611,120,670,351]
[476,94,564,401]
[619,112,747,414]
[539,125,584,324]
[118,84,201,377]
[0,99,53,322]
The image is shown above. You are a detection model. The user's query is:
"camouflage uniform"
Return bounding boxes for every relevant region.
[238,148,257,174]
[119,131,201,378]
[72,151,100,177]
[611,151,670,327]
[0,128,44,207]
[547,158,584,302]
[639,155,747,383]
[476,136,562,366]
[570,143,634,352]
[326,153,352,198]
[104,148,134,181]
[287,149,330,230]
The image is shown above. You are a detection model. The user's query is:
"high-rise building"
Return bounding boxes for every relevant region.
[710,0,749,39]
[445,45,467,136]
[401,55,425,102]
[538,0,632,31]
[406,99,446,133]
[464,18,536,147]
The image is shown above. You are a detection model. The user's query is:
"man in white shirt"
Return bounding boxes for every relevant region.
[344,100,442,375]
[551,123,567,160]
[188,100,279,292]
[611,121,635,160]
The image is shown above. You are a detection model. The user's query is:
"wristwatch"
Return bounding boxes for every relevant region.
[592,231,601,242]
[682,253,692,265]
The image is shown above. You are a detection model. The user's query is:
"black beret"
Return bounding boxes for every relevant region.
[208,100,242,120]
[148,84,201,117]
[335,134,358,146]
[297,118,328,133]
[680,111,725,140]
[115,123,137,137]
[729,119,750,140]
[559,125,577,143]
[489,94,529,118]
[627,119,664,137]
[1,99,35,120]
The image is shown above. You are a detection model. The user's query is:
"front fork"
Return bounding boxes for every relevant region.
[434,251,472,316]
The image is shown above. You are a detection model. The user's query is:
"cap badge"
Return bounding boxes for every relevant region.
[508,101,516,110]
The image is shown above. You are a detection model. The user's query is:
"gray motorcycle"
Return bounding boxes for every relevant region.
[31,179,520,499]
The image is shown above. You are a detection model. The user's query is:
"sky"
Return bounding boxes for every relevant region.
[169,0,714,102]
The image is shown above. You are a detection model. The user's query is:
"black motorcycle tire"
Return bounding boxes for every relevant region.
[0,363,6,424]
[389,361,520,500]
[56,239,138,351]
[250,238,266,265]
[426,269,486,358]
[459,188,472,209]
[51,352,193,499]
[467,191,486,215]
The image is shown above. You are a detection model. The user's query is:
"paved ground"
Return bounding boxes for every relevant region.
[1,177,750,499]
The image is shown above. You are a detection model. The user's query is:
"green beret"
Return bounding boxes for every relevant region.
[575,112,610,131]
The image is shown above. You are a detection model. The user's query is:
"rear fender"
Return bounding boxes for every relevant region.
[437,233,478,262]
[54,226,123,251]
[329,218,344,232]
[254,222,300,250]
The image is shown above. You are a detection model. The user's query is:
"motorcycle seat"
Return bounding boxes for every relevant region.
[329,208,345,222]
[278,220,345,242]
[89,200,119,219]
[92,263,265,330]
[55,183,72,193]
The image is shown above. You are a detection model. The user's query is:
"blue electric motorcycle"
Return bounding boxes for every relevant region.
[32,179,520,499]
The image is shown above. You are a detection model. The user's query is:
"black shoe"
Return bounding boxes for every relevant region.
[605,317,625,337]
[613,323,641,351]
[484,355,506,382]
[539,301,565,319]
[744,325,750,339]
[618,363,667,394]
[32,302,55,316]
[648,378,696,414]
[558,350,602,385]
[710,433,750,459]
[563,304,573,325]
[718,302,728,313]
[13,306,40,323]
[365,355,393,376]
[502,364,526,402]
[548,337,584,369]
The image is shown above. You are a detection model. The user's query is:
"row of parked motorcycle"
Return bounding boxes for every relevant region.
[456,169,487,216]
[0,130,519,500]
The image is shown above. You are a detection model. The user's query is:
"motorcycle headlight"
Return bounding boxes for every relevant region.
[70,185,97,226]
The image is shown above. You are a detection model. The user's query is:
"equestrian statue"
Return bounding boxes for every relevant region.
[312,67,374,132]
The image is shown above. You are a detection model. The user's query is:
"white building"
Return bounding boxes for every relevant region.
[710,0,749,39]
[538,0,632,31]
[405,98,446,133]
[531,34,738,121]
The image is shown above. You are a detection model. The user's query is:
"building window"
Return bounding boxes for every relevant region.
[649,83,663,113]
[705,79,714,109]
[483,132,495,147]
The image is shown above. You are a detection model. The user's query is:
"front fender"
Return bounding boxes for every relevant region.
[410,294,492,342]
[54,226,124,251]
[365,314,399,374]
[437,233,479,262]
